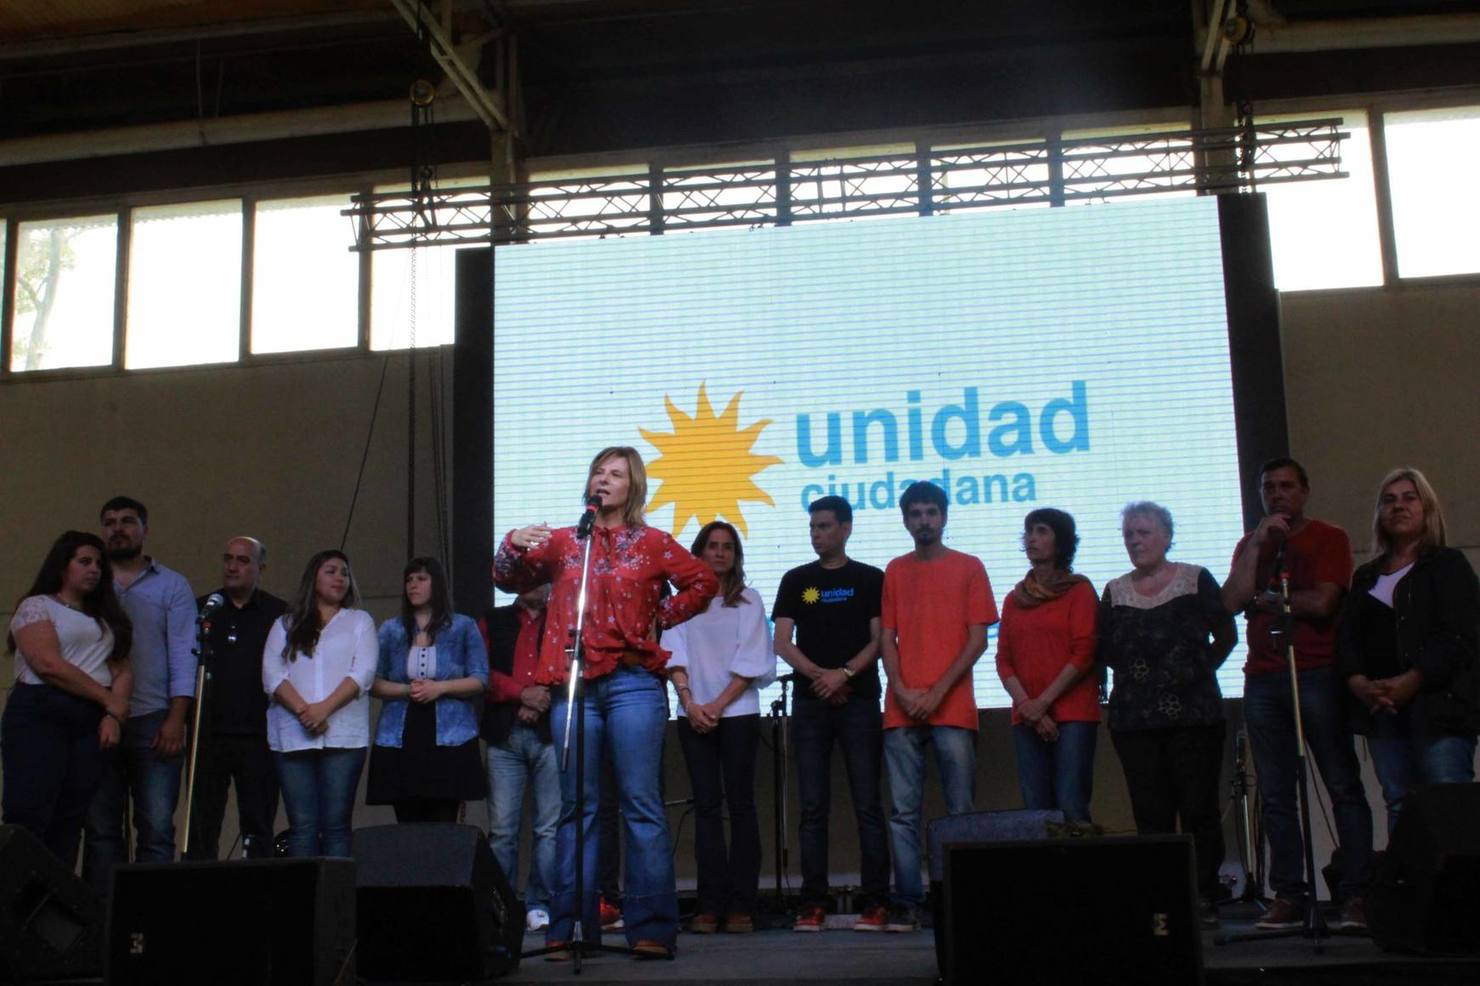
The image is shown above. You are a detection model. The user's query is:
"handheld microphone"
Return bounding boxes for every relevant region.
[198,592,225,622]
[576,494,602,539]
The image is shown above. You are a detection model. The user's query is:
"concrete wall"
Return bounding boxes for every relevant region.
[2,275,1477,895]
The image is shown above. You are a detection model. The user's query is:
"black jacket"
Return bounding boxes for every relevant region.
[1336,546,1480,735]
[479,605,551,744]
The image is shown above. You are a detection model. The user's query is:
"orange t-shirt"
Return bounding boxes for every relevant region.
[995,580,1101,725]
[881,548,999,731]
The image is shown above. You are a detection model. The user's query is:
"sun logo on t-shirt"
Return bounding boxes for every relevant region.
[802,586,821,604]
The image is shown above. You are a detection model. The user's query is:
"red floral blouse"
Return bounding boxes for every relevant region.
[493,523,718,685]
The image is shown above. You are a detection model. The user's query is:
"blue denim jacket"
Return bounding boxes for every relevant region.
[374,613,490,748]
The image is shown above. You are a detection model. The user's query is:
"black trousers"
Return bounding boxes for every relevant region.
[791,693,891,910]
[0,683,103,868]
[184,732,279,860]
[1111,721,1227,899]
[677,713,761,917]
[392,799,460,823]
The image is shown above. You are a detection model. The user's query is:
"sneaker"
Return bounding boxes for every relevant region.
[1197,898,1220,930]
[632,939,673,960]
[884,905,921,933]
[793,904,826,932]
[600,896,624,931]
[1337,896,1368,934]
[722,913,754,934]
[854,905,888,932]
[689,912,719,934]
[526,907,551,932]
[1253,896,1304,931]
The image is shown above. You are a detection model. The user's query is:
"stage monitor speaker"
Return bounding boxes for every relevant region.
[1370,783,1480,955]
[106,857,355,986]
[940,835,1202,986]
[352,823,522,983]
[925,808,1064,971]
[0,825,103,984]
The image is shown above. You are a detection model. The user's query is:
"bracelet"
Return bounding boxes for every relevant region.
[840,665,856,679]
[104,710,122,724]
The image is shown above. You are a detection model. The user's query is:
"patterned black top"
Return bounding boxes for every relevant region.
[1098,564,1231,731]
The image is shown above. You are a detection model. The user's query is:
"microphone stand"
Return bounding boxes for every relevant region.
[1216,570,1329,952]
[523,510,641,970]
[769,675,792,903]
[180,607,215,858]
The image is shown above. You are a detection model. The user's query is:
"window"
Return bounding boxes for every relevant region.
[370,243,458,350]
[1385,105,1480,278]
[9,215,118,372]
[252,195,360,353]
[126,200,242,369]
[369,179,479,350]
[1258,110,1383,291]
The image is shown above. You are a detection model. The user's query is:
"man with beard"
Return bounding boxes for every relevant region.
[879,481,996,931]
[83,496,197,889]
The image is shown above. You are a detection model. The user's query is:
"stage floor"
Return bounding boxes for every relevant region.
[494,904,1480,986]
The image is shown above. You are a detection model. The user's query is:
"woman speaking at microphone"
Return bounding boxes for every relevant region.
[494,446,718,960]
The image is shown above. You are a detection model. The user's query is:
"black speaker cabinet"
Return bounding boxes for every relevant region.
[1370,783,1480,955]
[940,835,1202,986]
[106,857,356,986]
[352,823,522,983]
[0,825,103,984]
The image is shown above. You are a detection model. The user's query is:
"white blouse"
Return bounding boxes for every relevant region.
[262,608,378,752]
[9,595,115,688]
[664,587,776,718]
[407,644,436,680]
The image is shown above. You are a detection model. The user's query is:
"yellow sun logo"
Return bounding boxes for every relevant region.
[801,586,821,604]
[641,383,782,538]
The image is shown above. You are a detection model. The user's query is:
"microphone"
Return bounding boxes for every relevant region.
[198,592,225,622]
[576,494,602,539]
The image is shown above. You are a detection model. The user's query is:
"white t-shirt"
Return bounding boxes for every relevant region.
[262,608,378,752]
[1368,561,1415,609]
[664,587,776,718]
[9,595,115,687]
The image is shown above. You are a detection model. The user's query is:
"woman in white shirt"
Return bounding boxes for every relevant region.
[664,521,776,934]
[262,549,378,857]
[3,531,133,865]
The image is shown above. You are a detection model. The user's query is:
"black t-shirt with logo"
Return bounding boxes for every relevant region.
[772,559,884,701]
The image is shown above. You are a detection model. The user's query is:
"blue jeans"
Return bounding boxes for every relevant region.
[1244,666,1372,899]
[486,722,560,910]
[274,747,367,858]
[884,724,976,908]
[1367,711,1476,836]
[550,667,676,948]
[1012,720,1098,823]
[83,709,184,893]
[792,693,890,909]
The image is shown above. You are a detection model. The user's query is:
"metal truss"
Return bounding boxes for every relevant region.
[346,119,1346,251]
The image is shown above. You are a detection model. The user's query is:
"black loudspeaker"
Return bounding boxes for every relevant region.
[0,825,103,984]
[925,809,1064,971]
[352,823,523,983]
[940,835,1202,986]
[1370,783,1480,955]
[106,857,356,986]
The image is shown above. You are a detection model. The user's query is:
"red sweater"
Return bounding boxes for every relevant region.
[995,580,1100,724]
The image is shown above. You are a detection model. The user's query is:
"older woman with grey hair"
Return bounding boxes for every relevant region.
[1098,502,1236,927]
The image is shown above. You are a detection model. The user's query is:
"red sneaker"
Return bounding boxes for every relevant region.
[599,896,624,931]
[854,905,888,932]
[793,904,826,932]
